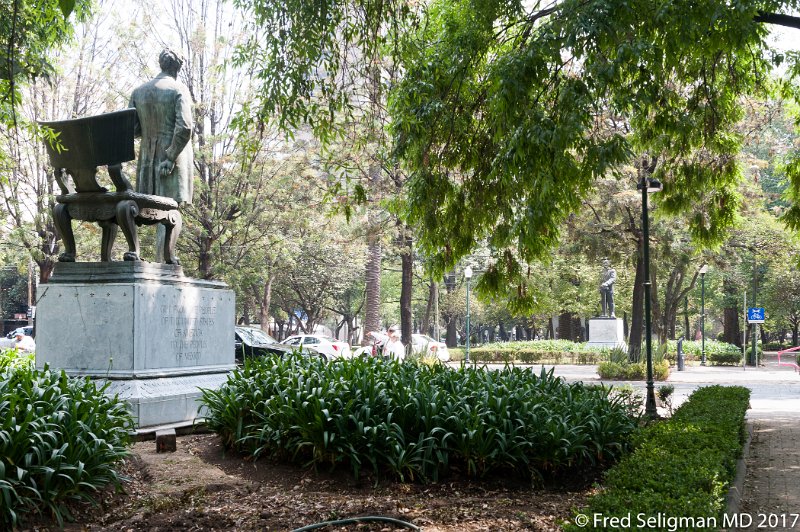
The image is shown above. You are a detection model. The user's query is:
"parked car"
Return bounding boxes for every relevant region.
[281,334,352,359]
[411,334,450,362]
[6,326,33,339]
[235,327,323,363]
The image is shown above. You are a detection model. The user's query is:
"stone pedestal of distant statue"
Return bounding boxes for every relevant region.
[586,259,627,350]
[586,317,627,350]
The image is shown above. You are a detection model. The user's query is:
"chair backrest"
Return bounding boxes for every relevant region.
[39,109,137,194]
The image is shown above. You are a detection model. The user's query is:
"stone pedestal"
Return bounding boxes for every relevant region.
[36,262,235,429]
[586,317,627,350]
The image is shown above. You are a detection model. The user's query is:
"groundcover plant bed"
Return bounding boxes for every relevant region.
[201,355,638,482]
[0,361,132,528]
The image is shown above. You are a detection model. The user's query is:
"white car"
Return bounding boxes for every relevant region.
[411,334,450,362]
[281,334,352,359]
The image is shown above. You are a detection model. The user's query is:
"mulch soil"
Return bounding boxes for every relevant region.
[25,433,594,531]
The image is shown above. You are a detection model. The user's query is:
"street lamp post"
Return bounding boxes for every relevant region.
[699,264,708,366]
[464,266,473,363]
[638,176,662,419]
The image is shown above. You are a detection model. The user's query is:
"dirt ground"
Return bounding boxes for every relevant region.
[24,432,596,531]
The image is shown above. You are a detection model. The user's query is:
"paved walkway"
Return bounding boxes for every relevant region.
[474,355,800,529]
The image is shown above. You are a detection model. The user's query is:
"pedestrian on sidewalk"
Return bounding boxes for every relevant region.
[368,325,406,361]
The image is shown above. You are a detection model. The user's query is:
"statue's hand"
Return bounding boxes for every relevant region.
[158,159,175,177]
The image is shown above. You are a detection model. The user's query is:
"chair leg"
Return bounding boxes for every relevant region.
[115,199,141,261]
[99,221,118,262]
[53,203,76,262]
[163,211,182,265]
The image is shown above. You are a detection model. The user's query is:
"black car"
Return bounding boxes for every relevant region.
[235,327,324,363]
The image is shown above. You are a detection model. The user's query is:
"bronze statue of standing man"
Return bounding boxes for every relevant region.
[600,259,617,318]
[129,49,194,263]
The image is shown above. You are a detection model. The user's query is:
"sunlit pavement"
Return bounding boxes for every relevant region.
[452,352,800,416]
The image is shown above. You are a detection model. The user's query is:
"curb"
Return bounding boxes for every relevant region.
[726,418,754,515]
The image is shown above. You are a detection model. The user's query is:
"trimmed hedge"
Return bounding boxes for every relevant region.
[201,355,638,481]
[468,340,607,365]
[567,385,750,531]
[664,340,742,366]
[0,363,132,528]
[598,360,670,381]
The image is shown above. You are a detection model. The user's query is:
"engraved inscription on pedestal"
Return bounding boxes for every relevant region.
[37,263,235,379]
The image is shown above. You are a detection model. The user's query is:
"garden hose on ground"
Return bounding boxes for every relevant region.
[290,515,420,531]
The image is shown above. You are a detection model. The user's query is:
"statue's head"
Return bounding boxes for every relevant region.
[602,258,610,268]
[158,49,183,77]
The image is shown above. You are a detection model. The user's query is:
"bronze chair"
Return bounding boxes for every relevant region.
[40,109,182,264]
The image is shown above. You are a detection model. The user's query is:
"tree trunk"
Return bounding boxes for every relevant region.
[258,275,273,332]
[198,233,213,279]
[558,312,573,340]
[399,227,413,345]
[421,278,436,336]
[683,297,690,339]
[628,247,644,362]
[36,258,55,284]
[446,317,458,347]
[793,322,799,346]
[363,229,382,345]
[723,306,741,346]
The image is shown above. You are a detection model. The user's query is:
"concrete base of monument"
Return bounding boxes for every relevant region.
[586,317,627,350]
[36,261,235,428]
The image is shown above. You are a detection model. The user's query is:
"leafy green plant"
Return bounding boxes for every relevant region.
[469,340,607,365]
[657,384,675,415]
[567,385,750,531]
[0,364,133,528]
[0,348,34,371]
[607,346,628,364]
[201,355,638,482]
[598,360,669,381]
[662,339,742,366]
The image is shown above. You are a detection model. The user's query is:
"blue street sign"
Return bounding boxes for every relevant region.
[747,307,765,323]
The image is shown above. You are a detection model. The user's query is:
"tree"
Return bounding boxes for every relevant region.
[231,0,419,345]
[391,0,797,307]
[0,0,90,126]
[0,11,128,283]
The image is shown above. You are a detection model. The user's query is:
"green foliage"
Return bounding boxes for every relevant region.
[0,364,132,528]
[389,0,778,307]
[567,386,750,531]
[0,0,91,123]
[201,355,638,482]
[468,340,606,365]
[231,0,413,141]
[663,339,742,366]
[0,347,33,371]
[598,360,670,381]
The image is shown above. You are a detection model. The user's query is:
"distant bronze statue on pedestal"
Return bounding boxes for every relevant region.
[600,258,617,318]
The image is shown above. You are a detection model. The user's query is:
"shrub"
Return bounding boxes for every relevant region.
[201,355,638,482]
[764,341,787,351]
[469,340,606,365]
[567,385,750,531]
[0,348,34,371]
[664,340,741,366]
[598,360,669,381]
[0,364,132,528]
